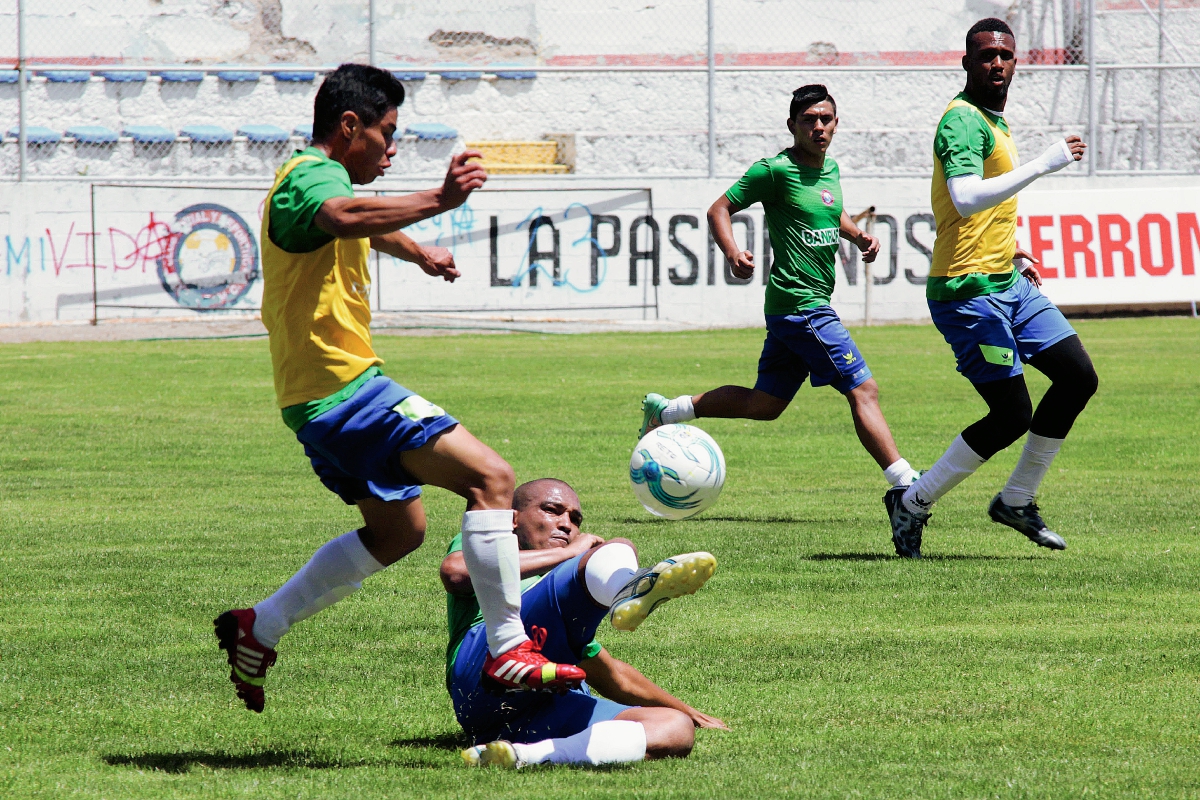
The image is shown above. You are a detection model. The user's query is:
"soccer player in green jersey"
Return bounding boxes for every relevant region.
[886,18,1098,558]
[641,85,922,551]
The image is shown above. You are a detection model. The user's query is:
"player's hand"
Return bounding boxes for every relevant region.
[690,710,730,730]
[728,250,755,280]
[438,151,487,211]
[857,232,880,264]
[1065,135,1086,161]
[566,533,605,556]
[417,245,460,283]
[1013,246,1042,287]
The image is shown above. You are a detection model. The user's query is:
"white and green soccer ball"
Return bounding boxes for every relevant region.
[629,424,726,520]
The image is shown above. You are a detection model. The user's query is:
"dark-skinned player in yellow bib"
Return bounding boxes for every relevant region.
[885,18,1099,558]
[640,85,924,552]
[213,65,584,713]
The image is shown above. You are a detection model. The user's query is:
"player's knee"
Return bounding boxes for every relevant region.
[644,710,696,760]
[846,378,879,407]
[469,453,516,508]
[750,393,788,420]
[1074,362,1099,402]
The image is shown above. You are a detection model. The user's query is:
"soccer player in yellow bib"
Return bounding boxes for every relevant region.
[885,19,1099,558]
[214,65,585,712]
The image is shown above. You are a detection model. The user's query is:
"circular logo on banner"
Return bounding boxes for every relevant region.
[820,189,835,206]
[158,203,259,310]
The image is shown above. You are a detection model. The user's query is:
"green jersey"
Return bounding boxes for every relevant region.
[266,147,354,253]
[725,151,844,316]
[442,534,602,681]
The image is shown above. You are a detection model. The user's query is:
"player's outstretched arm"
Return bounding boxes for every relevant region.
[839,209,880,264]
[313,151,488,239]
[707,196,754,280]
[371,232,460,282]
[582,648,729,729]
[947,136,1086,217]
[440,533,604,595]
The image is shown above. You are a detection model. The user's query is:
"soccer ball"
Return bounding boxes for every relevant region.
[629,424,726,520]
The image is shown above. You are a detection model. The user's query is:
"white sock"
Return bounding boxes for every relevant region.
[902,435,987,513]
[1001,432,1064,507]
[883,457,920,487]
[660,395,696,424]
[583,542,639,606]
[513,720,648,766]
[460,509,528,657]
[252,530,385,649]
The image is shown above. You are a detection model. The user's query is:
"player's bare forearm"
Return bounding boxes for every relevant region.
[582,650,711,722]
[840,209,880,263]
[315,191,449,239]
[439,536,601,595]
[707,196,742,261]
[370,231,425,263]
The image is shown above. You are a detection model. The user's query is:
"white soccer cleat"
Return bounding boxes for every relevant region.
[609,552,717,632]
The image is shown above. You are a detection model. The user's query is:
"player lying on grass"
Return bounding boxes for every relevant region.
[442,478,727,768]
[885,18,1099,558]
[214,64,584,713]
[641,84,922,541]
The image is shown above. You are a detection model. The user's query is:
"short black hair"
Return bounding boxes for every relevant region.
[313,64,406,142]
[790,84,836,119]
[966,17,1015,53]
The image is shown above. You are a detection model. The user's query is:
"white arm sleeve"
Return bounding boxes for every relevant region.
[946,139,1075,217]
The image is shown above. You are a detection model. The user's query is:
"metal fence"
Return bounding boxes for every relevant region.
[2,0,1198,179]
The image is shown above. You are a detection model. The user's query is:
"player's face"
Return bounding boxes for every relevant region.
[343,107,399,184]
[514,485,584,551]
[963,32,1017,104]
[787,100,837,157]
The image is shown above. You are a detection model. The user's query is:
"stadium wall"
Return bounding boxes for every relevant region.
[2,174,1196,327]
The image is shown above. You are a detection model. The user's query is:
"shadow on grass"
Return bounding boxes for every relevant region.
[806,552,1031,561]
[103,750,365,773]
[389,732,469,752]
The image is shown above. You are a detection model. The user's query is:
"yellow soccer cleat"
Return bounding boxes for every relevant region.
[480,740,523,769]
[460,744,486,766]
[609,552,717,632]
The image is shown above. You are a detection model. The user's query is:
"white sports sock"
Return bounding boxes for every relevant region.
[583,542,639,606]
[660,395,696,424]
[252,530,385,649]
[883,457,920,487]
[512,720,648,766]
[1001,432,1064,507]
[902,435,986,514]
[460,509,528,657]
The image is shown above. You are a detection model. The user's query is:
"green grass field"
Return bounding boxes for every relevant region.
[1,317,1198,798]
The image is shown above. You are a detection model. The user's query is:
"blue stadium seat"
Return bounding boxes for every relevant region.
[99,71,148,82]
[390,69,427,81]
[181,124,234,143]
[66,125,120,144]
[271,69,316,82]
[122,125,176,144]
[0,71,19,83]
[434,63,482,81]
[39,70,91,83]
[294,124,313,141]
[158,71,204,83]
[490,63,536,80]
[217,70,261,83]
[238,124,290,143]
[405,122,458,141]
[7,126,62,144]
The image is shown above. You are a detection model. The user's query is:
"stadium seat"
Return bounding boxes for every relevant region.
[38,70,91,83]
[293,124,313,141]
[98,71,148,82]
[271,69,316,82]
[389,69,427,82]
[434,63,482,81]
[122,125,175,144]
[238,124,290,143]
[66,125,120,144]
[158,71,204,83]
[6,125,62,144]
[217,70,261,83]
[0,71,19,83]
[490,63,536,80]
[180,124,234,143]
[405,122,458,141]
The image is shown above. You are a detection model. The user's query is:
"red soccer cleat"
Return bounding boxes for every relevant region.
[482,626,586,693]
[213,608,277,713]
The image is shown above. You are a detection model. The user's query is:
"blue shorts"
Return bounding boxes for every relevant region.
[295,375,459,505]
[928,278,1076,385]
[449,554,633,745]
[755,305,873,400]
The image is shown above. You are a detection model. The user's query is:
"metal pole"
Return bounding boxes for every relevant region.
[1087,0,1097,176]
[1156,0,1164,169]
[706,0,715,179]
[863,212,874,327]
[17,0,27,182]
[368,0,376,65]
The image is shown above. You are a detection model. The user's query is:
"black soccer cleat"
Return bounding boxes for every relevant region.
[884,485,929,559]
[988,494,1066,550]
